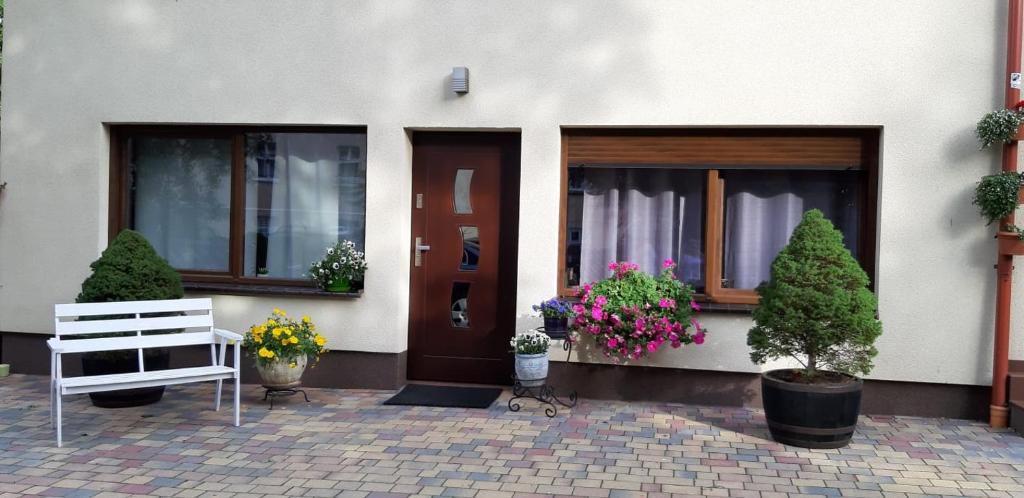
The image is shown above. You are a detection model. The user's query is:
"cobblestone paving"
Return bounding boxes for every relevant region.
[1,374,1024,497]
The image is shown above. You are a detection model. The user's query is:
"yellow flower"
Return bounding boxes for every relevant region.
[281,339,289,346]
[302,315,312,324]
[273,308,287,317]
[289,362,297,368]
[290,336,299,344]
[272,328,283,338]
[253,334,262,344]
[258,347,274,358]
[314,334,326,347]
[284,327,292,336]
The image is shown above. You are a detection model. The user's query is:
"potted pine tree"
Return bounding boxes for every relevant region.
[76,230,185,407]
[747,210,882,449]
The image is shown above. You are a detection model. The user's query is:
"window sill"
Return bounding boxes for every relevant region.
[183,281,363,299]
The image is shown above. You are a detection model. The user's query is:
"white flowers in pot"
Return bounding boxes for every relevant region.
[511,330,551,387]
[308,240,368,292]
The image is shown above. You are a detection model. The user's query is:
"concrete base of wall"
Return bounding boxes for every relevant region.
[1,331,407,390]
[3,331,990,419]
[548,361,990,420]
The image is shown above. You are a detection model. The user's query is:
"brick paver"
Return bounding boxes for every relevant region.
[1,373,1023,497]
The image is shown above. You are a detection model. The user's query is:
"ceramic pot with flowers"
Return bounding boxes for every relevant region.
[511,330,550,387]
[244,308,328,389]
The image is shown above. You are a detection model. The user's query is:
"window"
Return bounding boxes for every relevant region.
[111,126,367,289]
[559,129,878,305]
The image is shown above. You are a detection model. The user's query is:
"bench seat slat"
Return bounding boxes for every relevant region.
[56,314,213,336]
[55,298,213,318]
[49,332,218,354]
[60,366,236,395]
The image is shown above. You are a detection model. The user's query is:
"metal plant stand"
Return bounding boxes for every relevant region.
[261,382,310,410]
[508,327,577,417]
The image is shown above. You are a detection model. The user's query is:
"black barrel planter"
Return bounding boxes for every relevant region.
[761,369,863,449]
[82,349,170,408]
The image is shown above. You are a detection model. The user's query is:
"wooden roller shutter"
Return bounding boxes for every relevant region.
[564,128,866,169]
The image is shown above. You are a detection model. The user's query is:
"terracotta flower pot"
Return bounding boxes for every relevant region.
[255,355,308,389]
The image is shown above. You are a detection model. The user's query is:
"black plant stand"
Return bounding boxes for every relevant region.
[508,327,577,417]
[262,382,310,410]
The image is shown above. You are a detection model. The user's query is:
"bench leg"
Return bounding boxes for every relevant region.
[55,392,63,448]
[233,375,240,427]
[214,379,223,412]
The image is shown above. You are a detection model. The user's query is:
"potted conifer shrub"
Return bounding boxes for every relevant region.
[747,210,882,449]
[76,230,185,407]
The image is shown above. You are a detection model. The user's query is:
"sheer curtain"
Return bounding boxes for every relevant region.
[132,137,232,271]
[243,133,366,279]
[722,170,861,289]
[579,168,704,287]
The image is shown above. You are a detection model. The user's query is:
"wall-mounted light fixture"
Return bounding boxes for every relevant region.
[451,67,469,94]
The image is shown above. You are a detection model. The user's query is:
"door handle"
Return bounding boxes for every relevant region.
[415,237,430,267]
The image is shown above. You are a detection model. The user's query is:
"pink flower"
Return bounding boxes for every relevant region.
[572,304,585,315]
[693,333,705,345]
[608,262,618,271]
[595,295,608,306]
[690,300,701,312]
[609,314,621,326]
[647,342,658,353]
[658,298,676,309]
[607,338,618,348]
[690,318,702,332]
[634,318,646,330]
[663,258,674,269]
[591,306,604,321]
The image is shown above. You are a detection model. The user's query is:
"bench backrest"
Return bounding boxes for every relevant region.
[52,299,222,369]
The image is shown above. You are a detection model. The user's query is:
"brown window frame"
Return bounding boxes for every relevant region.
[108,124,368,294]
[557,127,880,306]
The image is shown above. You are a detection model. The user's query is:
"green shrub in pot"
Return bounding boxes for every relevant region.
[747,209,882,448]
[75,229,184,407]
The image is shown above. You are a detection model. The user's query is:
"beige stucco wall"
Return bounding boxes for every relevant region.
[0,0,1017,385]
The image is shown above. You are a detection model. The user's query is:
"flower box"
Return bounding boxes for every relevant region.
[998,231,1024,256]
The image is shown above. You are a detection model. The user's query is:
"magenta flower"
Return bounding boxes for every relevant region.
[690,300,701,312]
[591,306,604,321]
[693,333,705,345]
[595,295,608,306]
[572,304,585,315]
[647,342,658,353]
[607,338,618,348]
[663,258,674,269]
[608,262,618,271]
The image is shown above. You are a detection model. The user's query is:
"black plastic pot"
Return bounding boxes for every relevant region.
[761,369,863,449]
[82,349,170,408]
[542,317,569,340]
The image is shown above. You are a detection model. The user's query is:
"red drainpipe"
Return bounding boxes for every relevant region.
[992,0,1023,429]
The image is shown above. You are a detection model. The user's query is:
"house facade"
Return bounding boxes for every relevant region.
[0,0,1017,419]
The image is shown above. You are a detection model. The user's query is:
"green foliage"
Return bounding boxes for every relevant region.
[976,109,1023,149]
[76,230,184,304]
[974,171,1023,225]
[747,210,882,378]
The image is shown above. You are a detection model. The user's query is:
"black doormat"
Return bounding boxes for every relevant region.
[383,384,503,409]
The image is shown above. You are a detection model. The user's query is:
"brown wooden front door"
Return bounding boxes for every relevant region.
[408,133,520,385]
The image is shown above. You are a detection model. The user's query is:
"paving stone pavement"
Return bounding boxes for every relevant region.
[2,374,1024,498]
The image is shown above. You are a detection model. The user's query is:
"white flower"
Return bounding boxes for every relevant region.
[327,248,334,255]
[319,269,325,274]
[332,263,340,270]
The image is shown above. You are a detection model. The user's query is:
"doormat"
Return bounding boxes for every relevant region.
[382,384,503,409]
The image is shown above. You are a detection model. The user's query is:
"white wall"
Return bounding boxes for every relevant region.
[0,0,1016,385]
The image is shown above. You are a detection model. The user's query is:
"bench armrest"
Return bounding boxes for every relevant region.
[214,328,243,342]
[47,337,64,353]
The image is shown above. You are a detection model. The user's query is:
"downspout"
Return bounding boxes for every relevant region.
[992,0,1023,429]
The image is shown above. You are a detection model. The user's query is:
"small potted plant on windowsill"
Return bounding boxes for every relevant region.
[748,210,882,449]
[533,298,574,339]
[511,330,550,387]
[309,240,367,293]
[570,259,705,362]
[244,308,328,388]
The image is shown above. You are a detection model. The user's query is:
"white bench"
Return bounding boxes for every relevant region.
[48,298,242,447]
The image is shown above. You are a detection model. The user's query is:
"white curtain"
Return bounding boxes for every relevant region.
[579,168,704,287]
[722,170,861,289]
[243,133,366,279]
[132,138,232,271]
